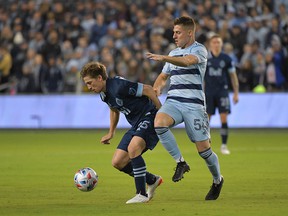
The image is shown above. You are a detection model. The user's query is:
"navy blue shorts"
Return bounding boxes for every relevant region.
[117,113,159,152]
[205,90,231,115]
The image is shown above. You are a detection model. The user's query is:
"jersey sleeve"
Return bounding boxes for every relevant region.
[227,57,236,73]
[189,45,207,63]
[162,50,174,74]
[116,77,143,97]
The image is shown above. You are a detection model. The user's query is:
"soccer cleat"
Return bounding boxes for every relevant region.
[147,175,163,200]
[126,194,149,204]
[172,161,190,182]
[205,176,224,200]
[221,145,231,155]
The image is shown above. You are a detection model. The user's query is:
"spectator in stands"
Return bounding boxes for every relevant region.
[65,16,84,49]
[63,60,82,93]
[17,62,36,93]
[28,11,43,34]
[247,17,269,50]
[0,45,12,92]
[10,39,28,79]
[223,42,239,66]
[90,13,108,46]
[269,35,287,90]
[250,40,266,88]
[0,26,13,47]
[41,56,64,94]
[265,48,277,92]
[0,0,287,94]
[229,24,247,60]
[265,17,282,48]
[41,30,61,63]
[277,3,288,31]
[237,58,254,92]
[28,31,44,53]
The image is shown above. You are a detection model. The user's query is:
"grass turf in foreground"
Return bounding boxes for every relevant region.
[0,129,287,216]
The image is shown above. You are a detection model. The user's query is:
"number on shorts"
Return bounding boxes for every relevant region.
[194,119,201,130]
[137,120,149,131]
[220,97,229,107]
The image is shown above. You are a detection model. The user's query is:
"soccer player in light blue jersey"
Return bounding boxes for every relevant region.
[146,16,223,200]
[205,34,239,155]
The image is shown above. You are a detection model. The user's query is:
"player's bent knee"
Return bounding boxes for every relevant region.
[127,145,142,159]
[154,113,173,127]
[111,158,125,170]
[195,140,211,152]
[154,118,164,127]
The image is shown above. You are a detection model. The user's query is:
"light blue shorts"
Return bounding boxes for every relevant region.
[158,99,210,143]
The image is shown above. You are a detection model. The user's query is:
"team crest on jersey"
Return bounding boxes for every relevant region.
[171,64,177,70]
[129,88,136,95]
[116,98,123,106]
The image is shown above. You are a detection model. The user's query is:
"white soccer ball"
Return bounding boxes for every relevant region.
[74,167,98,192]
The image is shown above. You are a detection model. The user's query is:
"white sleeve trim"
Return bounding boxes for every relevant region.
[228,67,236,73]
[136,83,143,97]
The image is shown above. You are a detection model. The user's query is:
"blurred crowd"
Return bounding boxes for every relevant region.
[0,0,288,94]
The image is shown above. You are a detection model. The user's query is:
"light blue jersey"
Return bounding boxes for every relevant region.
[162,41,208,108]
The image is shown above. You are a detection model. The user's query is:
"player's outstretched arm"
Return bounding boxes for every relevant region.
[142,84,162,110]
[229,72,239,104]
[146,52,198,67]
[101,108,120,144]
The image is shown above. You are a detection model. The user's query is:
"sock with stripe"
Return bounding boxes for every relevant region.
[120,162,156,185]
[155,127,184,163]
[221,123,228,145]
[131,155,147,196]
[199,148,221,183]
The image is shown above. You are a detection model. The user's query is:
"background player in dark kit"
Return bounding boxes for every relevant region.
[204,34,239,155]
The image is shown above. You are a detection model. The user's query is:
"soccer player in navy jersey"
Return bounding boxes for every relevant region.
[205,34,239,155]
[80,62,163,204]
[146,16,223,200]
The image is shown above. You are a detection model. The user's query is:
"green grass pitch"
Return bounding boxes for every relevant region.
[0,129,287,216]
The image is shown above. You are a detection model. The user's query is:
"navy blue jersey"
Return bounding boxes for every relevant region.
[100,77,157,127]
[204,52,236,94]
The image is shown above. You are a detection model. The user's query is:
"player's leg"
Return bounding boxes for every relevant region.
[183,107,223,200]
[126,116,162,204]
[195,140,224,200]
[115,130,158,184]
[126,136,150,203]
[205,93,216,121]
[218,92,231,154]
[112,149,133,176]
[154,100,189,182]
[220,112,230,154]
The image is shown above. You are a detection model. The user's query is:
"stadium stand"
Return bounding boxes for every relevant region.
[0,0,287,94]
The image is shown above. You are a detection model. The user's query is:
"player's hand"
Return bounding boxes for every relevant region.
[101,133,113,144]
[153,87,161,96]
[146,52,164,61]
[233,94,239,104]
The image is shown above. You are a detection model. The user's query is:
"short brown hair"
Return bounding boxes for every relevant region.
[80,61,108,80]
[174,16,196,31]
[208,33,222,42]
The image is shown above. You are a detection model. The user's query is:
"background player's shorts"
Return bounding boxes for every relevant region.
[117,113,158,152]
[158,99,210,143]
[205,90,231,115]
